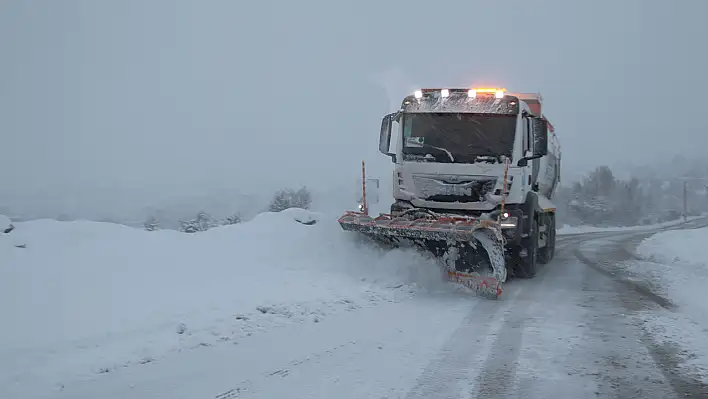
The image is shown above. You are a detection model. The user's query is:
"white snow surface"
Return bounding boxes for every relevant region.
[637,227,708,266]
[632,226,708,383]
[5,209,708,398]
[0,209,454,398]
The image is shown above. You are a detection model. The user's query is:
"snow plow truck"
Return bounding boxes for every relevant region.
[338,88,561,298]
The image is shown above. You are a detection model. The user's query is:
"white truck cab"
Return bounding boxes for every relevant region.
[377,88,561,277]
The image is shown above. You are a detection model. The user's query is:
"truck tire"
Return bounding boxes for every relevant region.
[538,212,556,264]
[515,217,538,278]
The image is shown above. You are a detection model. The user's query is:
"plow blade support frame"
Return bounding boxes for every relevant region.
[338,211,508,298]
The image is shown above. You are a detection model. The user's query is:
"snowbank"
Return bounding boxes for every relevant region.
[557,214,706,235]
[637,227,707,266]
[0,209,450,397]
[632,226,708,383]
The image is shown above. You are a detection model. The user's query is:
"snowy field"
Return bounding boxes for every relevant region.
[0,209,453,398]
[1,211,707,398]
[629,226,708,383]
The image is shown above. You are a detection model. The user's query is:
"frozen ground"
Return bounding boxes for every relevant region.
[2,211,708,398]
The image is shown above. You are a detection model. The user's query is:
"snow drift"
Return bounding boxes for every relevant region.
[0,209,451,397]
[637,227,708,266]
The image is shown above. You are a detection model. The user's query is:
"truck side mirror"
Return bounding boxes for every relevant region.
[532,118,548,158]
[517,118,548,166]
[379,113,396,162]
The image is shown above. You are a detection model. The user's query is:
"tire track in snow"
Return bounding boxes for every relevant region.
[573,222,708,398]
[403,234,590,399]
[507,230,680,399]
[471,264,555,398]
[570,234,683,399]
[403,286,525,399]
[626,217,708,397]
[511,251,605,399]
[469,304,527,399]
[408,220,708,399]
[470,234,597,399]
[573,246,676,310]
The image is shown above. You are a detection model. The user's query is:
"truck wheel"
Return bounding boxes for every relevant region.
[538,213,556,264]
[515,218,538,278]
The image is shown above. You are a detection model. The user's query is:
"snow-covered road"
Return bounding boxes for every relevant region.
[22,218,705,399]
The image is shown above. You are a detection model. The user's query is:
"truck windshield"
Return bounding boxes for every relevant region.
[401,113,516,163]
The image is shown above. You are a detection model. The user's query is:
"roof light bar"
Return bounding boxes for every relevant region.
[468,87,506,99]
[414,87,507,99]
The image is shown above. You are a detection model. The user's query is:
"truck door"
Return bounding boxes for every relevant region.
[529,117,540,189]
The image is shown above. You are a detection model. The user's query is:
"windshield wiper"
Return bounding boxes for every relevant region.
[473,155,501,164]
[420,143,455,162]
[467,145,504,164]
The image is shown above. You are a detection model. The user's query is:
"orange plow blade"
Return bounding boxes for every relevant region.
[338,209,507,299]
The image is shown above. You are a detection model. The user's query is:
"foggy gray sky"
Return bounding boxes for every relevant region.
[1,0,707,218]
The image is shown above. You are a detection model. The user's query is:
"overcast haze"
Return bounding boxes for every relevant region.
[1,0,707,219]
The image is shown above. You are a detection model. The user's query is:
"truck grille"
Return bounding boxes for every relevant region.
[412,175,497,203]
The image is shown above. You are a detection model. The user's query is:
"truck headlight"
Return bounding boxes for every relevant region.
[500,216,518,229]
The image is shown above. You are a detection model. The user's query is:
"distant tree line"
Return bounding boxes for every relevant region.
[555,165,708,227]
[142,167,708,231]
[143,186,313,232]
